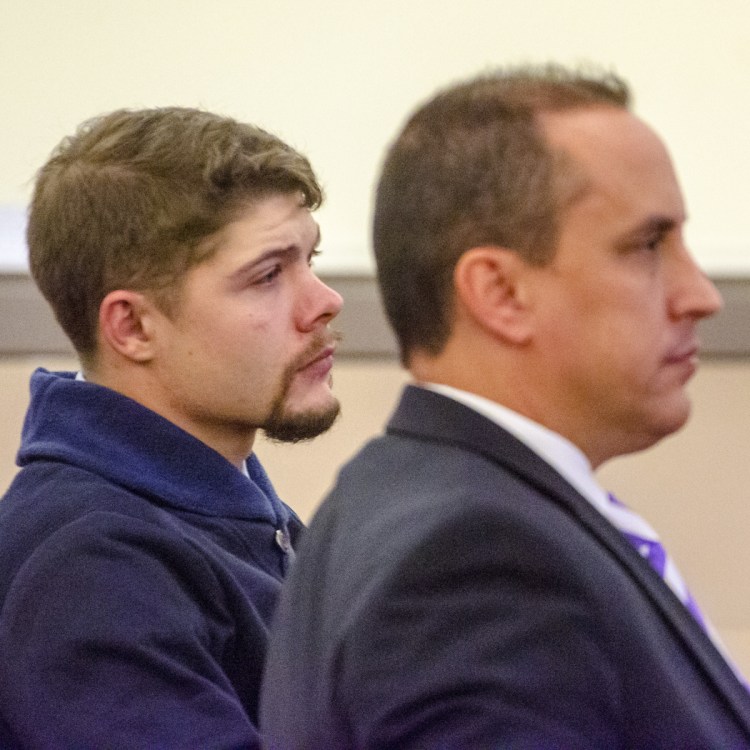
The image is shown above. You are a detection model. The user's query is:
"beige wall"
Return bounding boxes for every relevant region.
[4,0,750,275]
[1,355,749,673]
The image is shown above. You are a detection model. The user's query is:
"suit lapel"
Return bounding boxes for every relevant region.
[387,385,750,730]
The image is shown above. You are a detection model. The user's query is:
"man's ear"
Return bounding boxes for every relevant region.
[453,246,534,345]
[98,290,159,362]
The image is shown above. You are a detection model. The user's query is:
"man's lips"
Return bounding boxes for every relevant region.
[298,344,336,377]
[663,339,701,387]
[664,341,699,365]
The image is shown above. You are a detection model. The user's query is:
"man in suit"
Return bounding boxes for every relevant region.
[0,107,342,748]
[260,65,750,747]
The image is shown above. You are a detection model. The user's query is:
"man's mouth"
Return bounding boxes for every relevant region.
[664,341,699,366]
[296,335,340,379]
[301,345,335,372]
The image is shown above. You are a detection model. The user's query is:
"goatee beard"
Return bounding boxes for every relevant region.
[263,402,340,443]
[262,331,342,443]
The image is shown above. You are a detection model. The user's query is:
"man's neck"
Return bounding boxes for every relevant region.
[81,363,256,471]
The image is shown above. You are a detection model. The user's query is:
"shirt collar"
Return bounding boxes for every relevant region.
[420,382,614,516]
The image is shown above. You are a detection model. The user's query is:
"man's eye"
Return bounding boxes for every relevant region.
[308,248,321,267]
[256,266,282,285]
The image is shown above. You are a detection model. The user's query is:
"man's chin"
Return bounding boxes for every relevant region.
[262,400,341,444]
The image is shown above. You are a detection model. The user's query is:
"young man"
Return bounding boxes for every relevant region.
[0,107,342,748]
[261,66,750,747]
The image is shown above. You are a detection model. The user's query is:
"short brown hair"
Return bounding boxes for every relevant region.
[373,63,630,364]
[27,107,322,362]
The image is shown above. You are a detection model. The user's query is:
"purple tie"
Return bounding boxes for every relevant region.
[607,493,707,628]
[607,493,748,686]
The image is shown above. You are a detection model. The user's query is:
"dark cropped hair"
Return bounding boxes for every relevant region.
[373,63,630,364]
[27,107,322,363]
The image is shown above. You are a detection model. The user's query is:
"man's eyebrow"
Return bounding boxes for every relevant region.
[228,247,300,282]
[610,214,685,254]
[228,228,322,282]
[618,215,680,244]
[646,215,679,233]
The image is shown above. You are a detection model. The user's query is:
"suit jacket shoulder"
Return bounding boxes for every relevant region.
[261,385,750,750]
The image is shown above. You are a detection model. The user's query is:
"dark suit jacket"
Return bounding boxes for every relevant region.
[261,385,750,749]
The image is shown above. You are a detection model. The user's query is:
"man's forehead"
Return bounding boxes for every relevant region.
[226,193,318,241]
[188,194,319,275]
[539,106,669,171]
[540,106,682,210]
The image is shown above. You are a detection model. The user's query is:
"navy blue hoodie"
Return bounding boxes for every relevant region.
[0,369,302,749]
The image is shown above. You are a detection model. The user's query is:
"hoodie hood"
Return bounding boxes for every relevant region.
[18,368,291,527]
